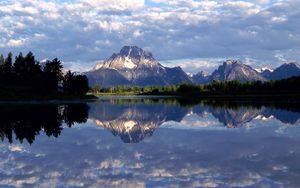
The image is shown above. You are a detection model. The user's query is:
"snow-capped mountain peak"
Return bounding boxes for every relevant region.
[210,60,266,82]
[100,46,159,70]
[85,46,191,87]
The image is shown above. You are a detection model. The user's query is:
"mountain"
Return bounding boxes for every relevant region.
[191,71,210,84]
[255,67,273,73]
[261,69,273,79]
[86,47,300,86]
[210,60,266,82]
[255,67,273,79]
[266,62,300,80]
[86,46,191,87]
[191,61,300,83]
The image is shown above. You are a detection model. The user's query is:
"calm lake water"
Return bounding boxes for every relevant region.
[0,97,300,187]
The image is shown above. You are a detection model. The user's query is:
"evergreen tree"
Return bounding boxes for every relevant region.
[0,52,13,86]
[4,52,12,75]
[0,54,5,86]
[0,52,91,97]
[0,54,4,65]
[63,70,73,94]
[63,71,89,95]
[24,52,40,74]
[14,52,25,77]
[44,58,63,92]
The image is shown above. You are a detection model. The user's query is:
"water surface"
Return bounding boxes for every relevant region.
[0,97,300,187]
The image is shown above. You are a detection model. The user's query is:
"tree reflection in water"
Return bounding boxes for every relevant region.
[0,103,89,144]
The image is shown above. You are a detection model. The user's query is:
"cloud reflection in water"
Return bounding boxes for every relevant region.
[0,98,299,187]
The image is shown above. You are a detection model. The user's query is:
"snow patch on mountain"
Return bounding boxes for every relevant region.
[124,57,137,69]
[255,67,274,73]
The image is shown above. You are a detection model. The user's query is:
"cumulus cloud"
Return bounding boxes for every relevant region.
[7,39,26,47]
[161,58,223,73]
[0,0,299,71]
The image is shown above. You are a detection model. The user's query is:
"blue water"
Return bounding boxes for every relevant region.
[0,97,299,187]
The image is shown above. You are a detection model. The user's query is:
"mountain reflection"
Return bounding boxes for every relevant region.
[90,98,188,143]
[211,107,262,128]
[1,98,300,144]
[90,98,300,143]
[0,103,89,144]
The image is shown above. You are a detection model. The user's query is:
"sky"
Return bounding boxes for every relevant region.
[0,0,299,73]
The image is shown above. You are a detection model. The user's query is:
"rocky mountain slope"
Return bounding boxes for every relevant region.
[264,62,300,80]
[86,46,191,87]
[190,71,210,84]
[209,60,266,82]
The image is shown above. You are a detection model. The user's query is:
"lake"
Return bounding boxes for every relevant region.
[0,96,300,187]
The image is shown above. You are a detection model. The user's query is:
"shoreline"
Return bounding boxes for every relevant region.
[1,93,300,102]
[138,92,300,99]
[0,94,98,102]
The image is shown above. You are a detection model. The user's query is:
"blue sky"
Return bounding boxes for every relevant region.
[0,0,299,73]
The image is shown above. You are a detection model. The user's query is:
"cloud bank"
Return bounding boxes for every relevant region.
[0,0,299,72]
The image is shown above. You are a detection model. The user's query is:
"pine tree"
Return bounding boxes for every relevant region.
[0,54,4,65]
[4,52,12,75]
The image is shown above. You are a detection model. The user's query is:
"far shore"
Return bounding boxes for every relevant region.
[90,91,300,100]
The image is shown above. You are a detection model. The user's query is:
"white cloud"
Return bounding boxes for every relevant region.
[7,38,26,47]
[271,16,287,23]
[0,0,299,71]
[224,1,256,9]
[80,0,145,10]
[161,58,224,73]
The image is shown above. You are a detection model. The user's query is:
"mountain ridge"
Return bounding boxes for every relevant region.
[85,46,300,87]
[209,60,266,82]
[265,62,300,80]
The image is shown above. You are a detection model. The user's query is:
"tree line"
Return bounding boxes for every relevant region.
[0,52,89,98]
[175,77,300,95]
[91,76,300,96]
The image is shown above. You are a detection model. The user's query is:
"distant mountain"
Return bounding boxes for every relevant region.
[210,60,266,82]
[86,46,191,87]
[86,47,300,87]
[255,67,273,79]
[193,61,300,83]
[265,62,300,80]
[255,67,274,73]
[261,69,273,79]
[191,71,210,84]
